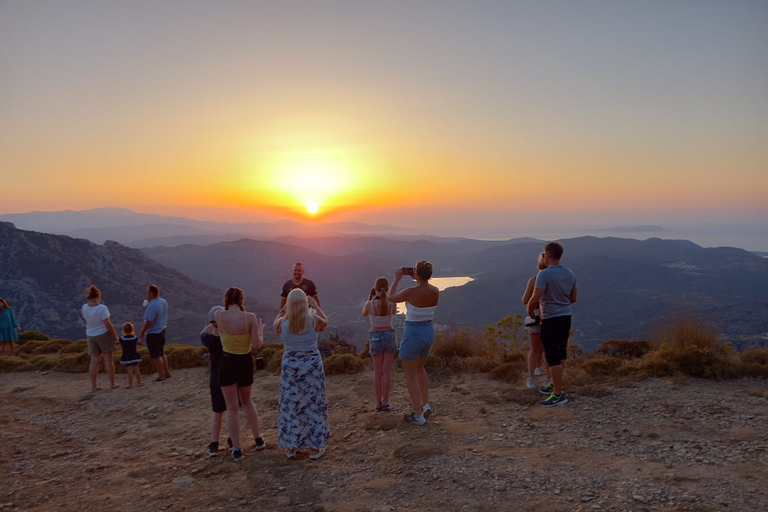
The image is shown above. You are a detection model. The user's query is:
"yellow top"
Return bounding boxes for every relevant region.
[219,311,252,355]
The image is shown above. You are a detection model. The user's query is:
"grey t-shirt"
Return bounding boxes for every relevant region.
[535,265,577,319]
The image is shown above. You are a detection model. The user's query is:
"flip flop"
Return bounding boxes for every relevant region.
[308,448,326,460]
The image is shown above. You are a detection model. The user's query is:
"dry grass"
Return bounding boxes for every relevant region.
[594,339,652,359]
[3,317,767,386]
[323,353,366,375]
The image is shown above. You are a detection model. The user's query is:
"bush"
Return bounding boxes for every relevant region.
[595,339,653,360]
[55,352,91,373]
[641,317,740,380]
[17,330,50,344]
[432,331,477,358]
[582,356,634,377]
[742,346,768,366]
[0,356,32,372]
[59,339,88,354]
[30,339,72,356]
[258,343,284,373]
[16,340,48,356]
[164,344,206,370]
[323,353,365,375]
[30,354,59,371]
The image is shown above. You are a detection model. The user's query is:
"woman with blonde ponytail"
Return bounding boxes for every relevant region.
[362,276,397,412]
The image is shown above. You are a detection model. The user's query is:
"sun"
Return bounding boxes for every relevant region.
[305,201,320,215]
[260,149,361,217]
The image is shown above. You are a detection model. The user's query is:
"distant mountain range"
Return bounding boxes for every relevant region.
[142,234,768,350]
[2,212,767,351]
[0,221,268,343]
[0,208,411,246]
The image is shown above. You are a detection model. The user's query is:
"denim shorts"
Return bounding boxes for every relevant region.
[369,329,397,355]
[399,321,434,360]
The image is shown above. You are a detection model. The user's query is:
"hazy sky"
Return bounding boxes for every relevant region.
[2,0,766,232]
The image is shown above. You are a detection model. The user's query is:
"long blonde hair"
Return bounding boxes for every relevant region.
[285,288,311,335]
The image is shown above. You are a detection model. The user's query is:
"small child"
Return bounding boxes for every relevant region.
[119,322,142,388]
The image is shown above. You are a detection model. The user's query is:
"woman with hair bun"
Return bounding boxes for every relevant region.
[214,287,266,462]
[362,276,397,412]
[81,286,119,392]
[388,260,439,425]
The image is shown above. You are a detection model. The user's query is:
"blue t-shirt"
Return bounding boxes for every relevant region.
[535,265,577,319]
[144,298,168,334]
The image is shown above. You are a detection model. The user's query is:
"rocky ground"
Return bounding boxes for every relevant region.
[1,367,766,512]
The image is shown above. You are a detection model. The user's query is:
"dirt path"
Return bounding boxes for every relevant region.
[1,368,766,511]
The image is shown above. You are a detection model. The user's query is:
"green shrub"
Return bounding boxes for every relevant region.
[323,353,365,375]
[594,339,653,359]
[0,356,32,372]
[17,330,50,344]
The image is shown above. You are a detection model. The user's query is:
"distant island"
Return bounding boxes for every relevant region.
[594,225,668,233]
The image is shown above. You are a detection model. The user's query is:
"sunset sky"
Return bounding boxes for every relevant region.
[1,1,766,234]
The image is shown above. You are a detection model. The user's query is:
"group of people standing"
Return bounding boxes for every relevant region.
[81,284,169,391]
[3,242,576,462]
[522,241,578,407]
[200,260,439,462]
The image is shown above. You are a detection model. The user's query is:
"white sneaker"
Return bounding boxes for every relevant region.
[422,403,432,419]
[526,378,536,389]
[534,367,544,376]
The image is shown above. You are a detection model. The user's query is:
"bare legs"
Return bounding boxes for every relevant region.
[126,366,142,388]
[402,357,429,414]
[153,355,171,380]
[527,332,550,381]
[222,384,262,451]
[0,341,14,356]
[371,352,395,406]
[89,351,116,391]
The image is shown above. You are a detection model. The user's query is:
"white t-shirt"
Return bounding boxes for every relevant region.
[81,303,110,336]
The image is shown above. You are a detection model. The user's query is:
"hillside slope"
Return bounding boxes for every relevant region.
[0,222,244,343]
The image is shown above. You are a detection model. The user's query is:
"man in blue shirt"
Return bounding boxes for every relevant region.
[139,284,170,381]
[527,242,578,407]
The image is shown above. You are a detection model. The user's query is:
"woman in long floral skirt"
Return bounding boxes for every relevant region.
[274,288,330,460]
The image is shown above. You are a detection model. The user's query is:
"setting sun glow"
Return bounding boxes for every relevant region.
[256,148,370,217]
[305,201,320,215]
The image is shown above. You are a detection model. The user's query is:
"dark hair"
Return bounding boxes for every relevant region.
[373,277,392,316]
[415,260,433,280]
[224,287,245,311]
[122,322,135,335]
[147,284,160,296]
[0,298,9,308]
[86,285,101,301]
[544,242,564,259]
